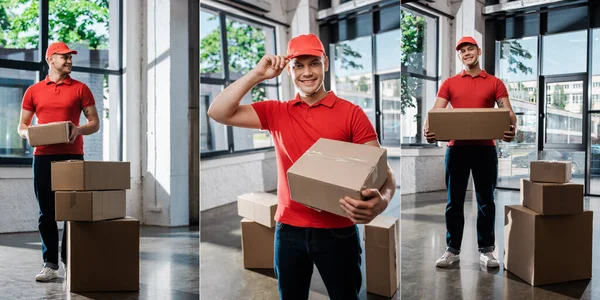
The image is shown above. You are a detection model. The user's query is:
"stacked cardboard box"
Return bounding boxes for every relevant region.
[365,215,400,297]
[504,161,593,286]
[52,160,139,292]
[237,192,278,269]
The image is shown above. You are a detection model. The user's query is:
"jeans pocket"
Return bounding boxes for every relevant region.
[276,222,286,230]
[328,226,357,239]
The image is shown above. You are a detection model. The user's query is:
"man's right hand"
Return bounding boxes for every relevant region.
[424,128,436,143]
[251,55,289,81]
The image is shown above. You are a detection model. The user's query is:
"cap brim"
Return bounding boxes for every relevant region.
[456,42,477,51]
[55,50,78,55]
[286,50,324,60]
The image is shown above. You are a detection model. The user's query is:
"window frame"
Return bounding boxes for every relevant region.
[200,4,280,159]
[400,5,441,147]
[0,0,124,166]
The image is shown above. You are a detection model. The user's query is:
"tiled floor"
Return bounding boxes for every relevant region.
[402,189,600,300]
[0,226,199,300]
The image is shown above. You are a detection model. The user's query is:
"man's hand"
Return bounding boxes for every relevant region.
[339,189,389,224]
[67,121,82,144]
[424,127,436,144]
[502,125,516,142]
[250,55,289,81]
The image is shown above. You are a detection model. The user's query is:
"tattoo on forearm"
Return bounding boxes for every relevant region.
[497,99,505,108]
[83,108,89,117]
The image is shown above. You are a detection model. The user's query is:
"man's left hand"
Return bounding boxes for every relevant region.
[339,189,389,224]
[67,121,82,144]
[502,125,516,142]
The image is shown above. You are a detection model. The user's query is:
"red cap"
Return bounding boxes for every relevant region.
[46,42,78,59]
[456,36,478,51]
[286,34,325,60]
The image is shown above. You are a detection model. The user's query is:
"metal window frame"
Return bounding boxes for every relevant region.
[0,0,124,166]
[200,3,280,159]
[400,5,440,146]
[489,2,600,196]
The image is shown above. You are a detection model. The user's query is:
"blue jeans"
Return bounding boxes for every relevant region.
[444,146,497,254]
[274,222,362,300]
[33,154,84,270]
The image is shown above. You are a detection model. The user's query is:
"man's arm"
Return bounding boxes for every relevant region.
[207,54,288,129]
[17,109,35,139]
[496,97,517,142]
[68,105,100,143]
[339,139,396,224]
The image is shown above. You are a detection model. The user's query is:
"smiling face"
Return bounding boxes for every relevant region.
[457,43,481,68]
[288,55,328,97]
[48,53,73,75]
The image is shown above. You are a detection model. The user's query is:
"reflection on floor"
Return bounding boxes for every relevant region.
[0,226,199,300]
[200,189,401,300]
[402,189,600,300]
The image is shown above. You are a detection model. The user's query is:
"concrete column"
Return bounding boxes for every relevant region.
[123,0,144,221]
[290,0,319,37]
[453,0,487,73]
[144,0,189,226]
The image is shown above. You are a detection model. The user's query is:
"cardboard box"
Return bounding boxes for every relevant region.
[51,160,130,191]
[427,108,510,141]
[504,205,592,286]
[521,179,583,215]
[365,215,400,297]
[241,218,274,269]
[55,190,126,221]
[287,138,387,217]
[530,161,572,183]
[27,122,70,147]
[237,192,278,228]
[67,217,139,292]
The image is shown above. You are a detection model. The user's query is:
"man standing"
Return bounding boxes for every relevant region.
[424,36,516,268]
[208,34,396,299]
[17,42,100,281]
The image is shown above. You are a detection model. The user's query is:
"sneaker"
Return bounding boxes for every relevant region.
[435,251,460,268]
[35,267,59,282]
[480,252,500,268]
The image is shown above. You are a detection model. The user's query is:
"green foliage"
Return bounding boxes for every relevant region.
[552,85,568,110]
[0,0,109,49]
[400,10,423,116]
[499,40,533,76]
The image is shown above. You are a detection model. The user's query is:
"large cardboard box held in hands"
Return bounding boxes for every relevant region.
[287,138,387,217]
[237,192,278,228]
[51,160,130,191]
[241,218,274,269]
[427,108,510,141]
[27,122,70,147]
[67,217,139,292]
[520,179,583,215]
[530,161,572,183]
[504,205,592,286]
[55,190,126,221]
[365,215,400,297]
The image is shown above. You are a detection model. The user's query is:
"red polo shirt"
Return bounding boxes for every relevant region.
[251,91,378,228]
[21,75,96,155]
[437,69,509,146]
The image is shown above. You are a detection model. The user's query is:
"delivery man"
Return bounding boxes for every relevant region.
[207,33,396,299]
[17,42,100,281]
[424,36,516,268]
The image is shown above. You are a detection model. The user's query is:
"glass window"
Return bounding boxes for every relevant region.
[48,0,115,69]
[543,30,587,75]
[546,6,588,34]
[0,0,39,61]
[593,29,600,111]
[376,29,401,73]
[379,4,400,33]
[496,37,539,189]
[401,9,437,77]
[200,8,223,79]
[331,36,375,125]
[503,14,539,39]
[0,69,37,158]
[338,13,372,41]
[226,16,276,83]
[380,77,401,142]
[232,86,277,151]
[200,84,228,153]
